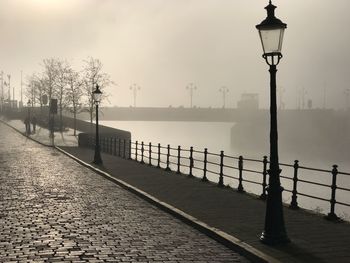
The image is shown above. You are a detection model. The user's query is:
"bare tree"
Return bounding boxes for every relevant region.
[41,58,58,102]
[32,73,46,113]
[81,57,113,127]
[54,59,70,131]
[65,67,84,136]
[25,73,42,107]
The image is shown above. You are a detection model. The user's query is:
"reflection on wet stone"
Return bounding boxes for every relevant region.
[0,123,249,262]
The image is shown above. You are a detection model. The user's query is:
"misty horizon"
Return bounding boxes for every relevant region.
[1,0,350,110]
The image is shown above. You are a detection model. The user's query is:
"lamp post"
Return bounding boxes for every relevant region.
[186,83,197,108]
[130,84,141,107]
[219,86,229,108]
[27,100,31,135]
[7,74,11,107]
[256,0,289,245]
[344,88,350,110]
[0,71,3,112]
[93,84,103,165]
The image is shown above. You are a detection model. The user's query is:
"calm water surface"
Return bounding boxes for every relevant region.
[100,120,350,220]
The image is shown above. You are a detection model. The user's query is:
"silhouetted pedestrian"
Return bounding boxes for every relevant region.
[31,115,37,133]
[24,116,30,135]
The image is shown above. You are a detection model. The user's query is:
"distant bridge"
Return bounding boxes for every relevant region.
[77,107,340,124]
[91,107,268,123]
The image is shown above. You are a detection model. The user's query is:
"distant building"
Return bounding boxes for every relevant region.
[237,93,259,109]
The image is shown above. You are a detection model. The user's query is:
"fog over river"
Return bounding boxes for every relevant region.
[100,120,350,220]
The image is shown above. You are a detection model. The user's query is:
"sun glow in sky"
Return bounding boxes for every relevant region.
[1,0,350,109]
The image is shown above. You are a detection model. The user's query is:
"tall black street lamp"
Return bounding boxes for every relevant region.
[93,84,103,165]
[256,1,289,245]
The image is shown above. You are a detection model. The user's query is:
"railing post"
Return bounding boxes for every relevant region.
[260,156,268,200]
[165,144,171,171]
[128,140,132,159]
[123,139,126,159]
[110,137,113,154]
[326,165,339,220]
[218,151,224,187]
[140,141,145,164]
[113,137,117,156]
[189,147,194,177]
[149,142,152,166]
[177,146,181,174]
[290,160,299,209]
[118,138,121,157]
[135,141,138,161]
[202,148,208,182]
[237,155,244,192]
[157,143,161,168]
[87,135,91,148]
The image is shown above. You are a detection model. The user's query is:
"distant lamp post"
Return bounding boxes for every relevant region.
[219,86,229,108]
[256,0,289,245]
[27,99,31,135]
[344,88,350,110]
[93,84,103,165]
[186,83,197,108]
[130,84,141,107]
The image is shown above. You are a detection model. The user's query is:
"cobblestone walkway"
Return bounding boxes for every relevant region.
[0,123,249,262]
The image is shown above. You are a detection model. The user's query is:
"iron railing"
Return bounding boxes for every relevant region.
[85,135,350,221]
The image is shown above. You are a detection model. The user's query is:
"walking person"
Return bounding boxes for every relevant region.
[31,115,37,134]
[24,116,30,135]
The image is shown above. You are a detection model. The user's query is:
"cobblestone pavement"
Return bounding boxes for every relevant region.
[0,123,250,262]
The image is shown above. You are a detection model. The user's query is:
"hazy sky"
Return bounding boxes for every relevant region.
[1,0,350,109]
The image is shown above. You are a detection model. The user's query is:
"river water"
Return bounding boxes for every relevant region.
[100,120,350,220]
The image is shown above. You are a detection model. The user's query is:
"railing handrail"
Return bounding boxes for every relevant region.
[84,134,350,221]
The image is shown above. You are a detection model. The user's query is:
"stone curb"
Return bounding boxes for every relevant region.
[56,145,280,263]
[1,119,279,263]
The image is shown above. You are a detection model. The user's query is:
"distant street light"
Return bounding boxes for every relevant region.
[219,86,229,108]
[21,70,23,107]
[186,83,197,108]
[93,84,103,165]
[0,71,3,112]
[301,87,307,109]
[27,99,31,135]
[130,84,141,107]
[323,83,327,109]
[345,88,350,110]
[256,0,289,245]
[7,74,11,106]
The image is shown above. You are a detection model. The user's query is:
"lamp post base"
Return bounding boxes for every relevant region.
[93,151,103,165]
[260,185,290,245]
[260,229,290,245]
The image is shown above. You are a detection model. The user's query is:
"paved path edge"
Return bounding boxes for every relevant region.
[55,145,280,263]
[0,120,53,148]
